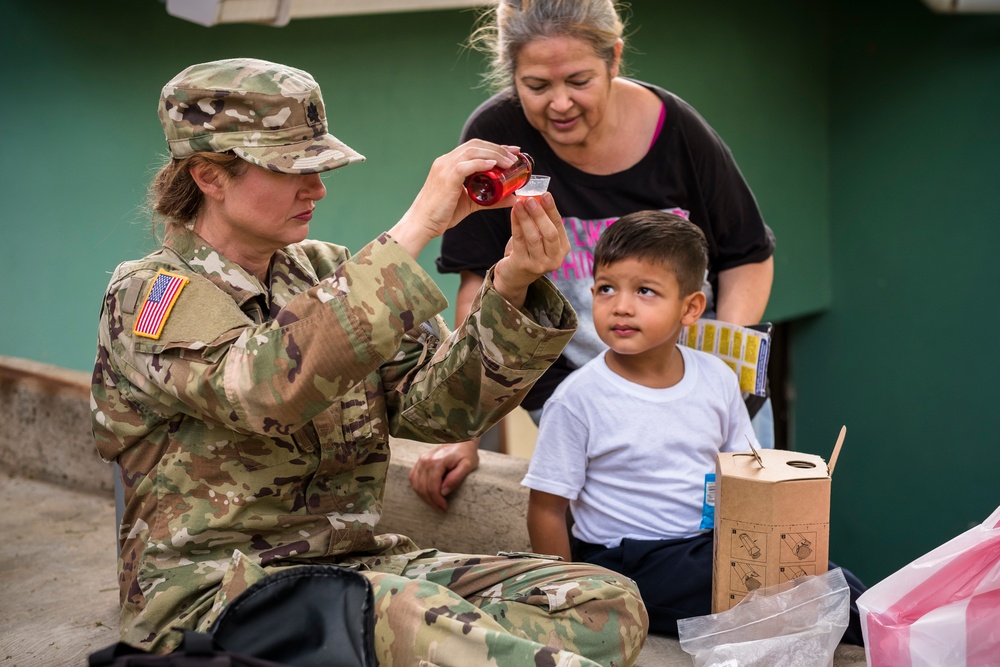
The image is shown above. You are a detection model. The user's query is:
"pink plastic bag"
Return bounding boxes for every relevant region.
[857,504,1000,666]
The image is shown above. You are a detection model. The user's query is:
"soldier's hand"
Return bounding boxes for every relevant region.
[492,192,569,310]
[389,141,520,259]
[408,440,480,512]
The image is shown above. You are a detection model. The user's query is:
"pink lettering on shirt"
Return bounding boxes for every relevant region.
[555,249,595,281]
[554,209,690,282]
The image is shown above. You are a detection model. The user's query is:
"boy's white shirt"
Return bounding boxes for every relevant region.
[522,345,755,547]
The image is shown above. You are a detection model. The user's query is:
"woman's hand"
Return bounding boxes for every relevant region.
[407,440,481,512]
[389,140,521,258]
[491,192,569,310]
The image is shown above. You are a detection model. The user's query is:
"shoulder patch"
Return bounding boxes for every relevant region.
[133,270,189,339]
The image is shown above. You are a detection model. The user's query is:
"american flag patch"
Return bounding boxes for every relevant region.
[133,270,189,339]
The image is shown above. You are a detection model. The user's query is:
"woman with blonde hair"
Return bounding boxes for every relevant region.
[411,0,775,510]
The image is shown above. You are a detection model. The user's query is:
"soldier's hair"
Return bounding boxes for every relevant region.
[467,0,630,92]
[147,152,250,234]
[593,211,709,296]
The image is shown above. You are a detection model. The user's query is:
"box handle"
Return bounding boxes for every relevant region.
[743,434,765,468]
[828,425,846,476]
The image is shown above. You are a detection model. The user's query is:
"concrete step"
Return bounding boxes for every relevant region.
[0,465,868,667]
[0,356,868,666]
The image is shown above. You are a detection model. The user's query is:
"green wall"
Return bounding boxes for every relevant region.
[0,0,487,368]
[793,0,1000,584]
[0,0,827,370]
[2,0,995,585]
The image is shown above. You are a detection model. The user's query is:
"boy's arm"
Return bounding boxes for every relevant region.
[527,488,573,561]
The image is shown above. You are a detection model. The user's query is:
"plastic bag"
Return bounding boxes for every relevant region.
[677,568,849,667]
[857,504,1000,666]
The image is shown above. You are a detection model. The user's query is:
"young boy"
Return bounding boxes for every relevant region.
[523,210,867,643]
[522,210,753,636]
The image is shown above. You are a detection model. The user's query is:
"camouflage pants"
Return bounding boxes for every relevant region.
[353,550,648,667]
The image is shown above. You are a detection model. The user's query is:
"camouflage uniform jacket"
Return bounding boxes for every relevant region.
[91,224,576,651]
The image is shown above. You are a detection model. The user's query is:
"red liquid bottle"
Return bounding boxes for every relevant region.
[464,153,534,206]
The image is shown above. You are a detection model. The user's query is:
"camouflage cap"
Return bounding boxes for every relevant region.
[159,58,365,174]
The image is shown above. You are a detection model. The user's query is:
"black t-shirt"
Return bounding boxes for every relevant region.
[439,81,775,410]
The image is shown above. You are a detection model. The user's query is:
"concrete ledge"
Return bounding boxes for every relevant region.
[380,439,533,555]
[0,355,111,495]
[0,356,867,666]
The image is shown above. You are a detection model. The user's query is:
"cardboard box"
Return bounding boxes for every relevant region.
[711,428,845,612]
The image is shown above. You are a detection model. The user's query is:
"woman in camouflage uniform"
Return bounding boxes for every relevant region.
[91,58,647,666]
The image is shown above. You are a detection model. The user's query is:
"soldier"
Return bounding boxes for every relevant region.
[90,58,647,666]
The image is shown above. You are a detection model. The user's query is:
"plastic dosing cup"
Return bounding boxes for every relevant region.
[515,175,550,197]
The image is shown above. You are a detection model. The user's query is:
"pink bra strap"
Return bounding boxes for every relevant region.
[650,101,666,150]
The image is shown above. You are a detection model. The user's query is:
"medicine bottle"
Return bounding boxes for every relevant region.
[464,153,534,206]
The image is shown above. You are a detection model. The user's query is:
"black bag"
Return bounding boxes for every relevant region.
[89,565,376,667]
[88,630,288,666]
[210,565,376,667]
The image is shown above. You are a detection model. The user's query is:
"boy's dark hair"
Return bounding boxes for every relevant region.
[593,211,709,295]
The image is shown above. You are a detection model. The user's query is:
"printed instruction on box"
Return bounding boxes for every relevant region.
[720,524,825,609]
